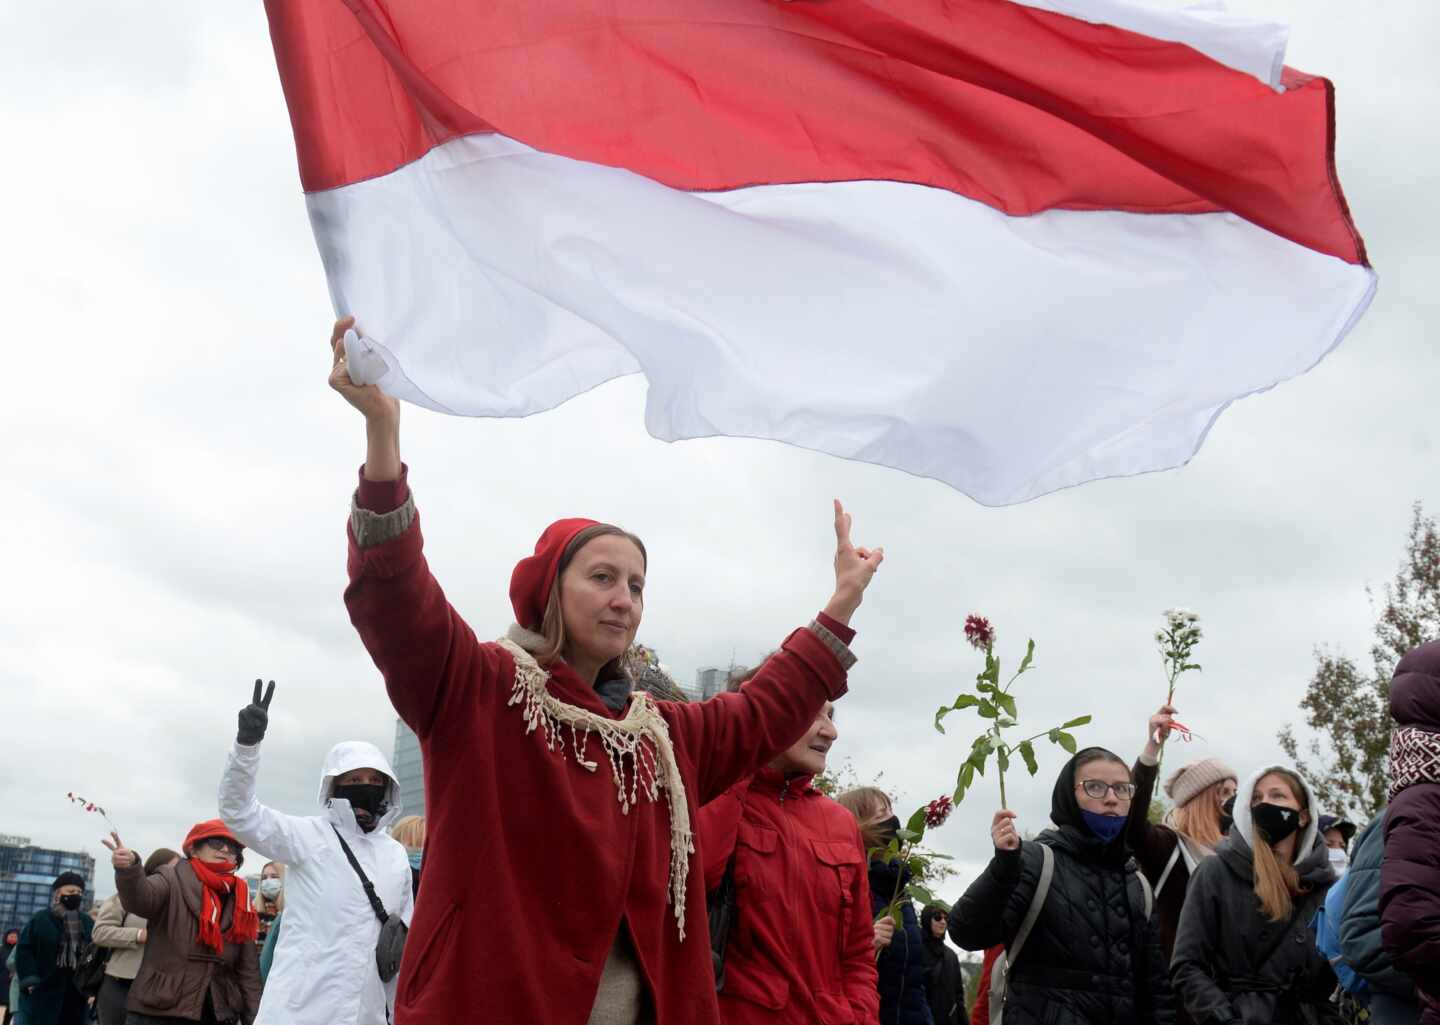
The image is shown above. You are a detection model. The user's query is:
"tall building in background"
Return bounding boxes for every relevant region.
[0,833,95,937]
[392,719,425,818]
[694,667,735,701]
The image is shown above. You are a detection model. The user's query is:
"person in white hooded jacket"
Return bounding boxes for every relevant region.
[217,680,413,1025]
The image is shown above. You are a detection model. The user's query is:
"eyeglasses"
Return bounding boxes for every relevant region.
[198,838,242,858]
[1077,780,1137,800]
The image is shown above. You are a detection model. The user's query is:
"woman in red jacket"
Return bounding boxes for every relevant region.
[698,697,879,1025]
[328,318,887,1025]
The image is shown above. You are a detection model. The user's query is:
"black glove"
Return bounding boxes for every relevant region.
[237,679,276,746]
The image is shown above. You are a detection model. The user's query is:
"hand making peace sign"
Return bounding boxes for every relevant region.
[100,830,139,870]
[236,679,277,747]
[825,499,885,625]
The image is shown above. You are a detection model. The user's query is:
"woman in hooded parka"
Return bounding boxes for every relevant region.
[1379,640,1440,1024]
[218,712,414,1025]
[1170,766,1340,1025]
[947,747,1175,1025]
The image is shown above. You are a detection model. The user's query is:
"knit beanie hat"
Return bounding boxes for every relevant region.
[509,518,600,632]
[1163,757,1239,808]
[51,871,86,891]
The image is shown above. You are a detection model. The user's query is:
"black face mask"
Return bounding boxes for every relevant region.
[876,814,902,846]
[333,782,388,818]
[1219,794,1236,834]
[58,893,82,911]
[1251,802,1302,845]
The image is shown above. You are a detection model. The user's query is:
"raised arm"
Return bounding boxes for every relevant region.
[1125,705,1176,862]
[217,682,318,866]
[328,320,494,736]
[104,834,172,921]
[665,500,883,802]
[91,893,144,950]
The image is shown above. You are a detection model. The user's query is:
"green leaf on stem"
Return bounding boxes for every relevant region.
[896,828,922,843]
[978,699,998,719]
[1061,715,1092,729]
[1018,639,1036,675]
[1018,740,1039,775]
[995,692,1018,719]
[1056,731,1077,754]
[996,746,1010,773]
[1047,727,1060,744]
[905,806,930,838]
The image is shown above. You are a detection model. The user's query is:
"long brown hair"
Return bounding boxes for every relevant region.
[835,786,893,854]
[536,524,648,669]
[1250,767,1310,922]
[1165,780,1228,848]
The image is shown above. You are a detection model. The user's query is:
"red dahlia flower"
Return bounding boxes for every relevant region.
[963,615,995,651]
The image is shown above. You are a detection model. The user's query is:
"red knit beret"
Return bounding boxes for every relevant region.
[183,819,243,855]
[509,518,600,631]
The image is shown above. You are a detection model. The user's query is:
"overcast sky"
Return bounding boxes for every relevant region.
[2,0,1436,905]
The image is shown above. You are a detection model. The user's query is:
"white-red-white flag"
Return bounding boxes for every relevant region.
[267,0,1373,504]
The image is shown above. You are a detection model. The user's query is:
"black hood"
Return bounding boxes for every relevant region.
[1045,746,1132,864]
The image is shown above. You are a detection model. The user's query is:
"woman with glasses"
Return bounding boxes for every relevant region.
[947,747,1175,1025]
[104,821,261,1025]
[1122,705,1238,976]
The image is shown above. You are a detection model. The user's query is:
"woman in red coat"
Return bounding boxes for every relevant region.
[698,697,880,1025]
[328,318,886,1025]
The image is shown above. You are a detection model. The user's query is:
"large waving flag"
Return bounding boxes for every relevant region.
[266,0,1373,505]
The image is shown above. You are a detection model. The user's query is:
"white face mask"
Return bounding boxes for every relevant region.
[258,878,283,899]
[1327,848,1349,871]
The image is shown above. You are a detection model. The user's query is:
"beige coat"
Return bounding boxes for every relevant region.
[91,893,147,980]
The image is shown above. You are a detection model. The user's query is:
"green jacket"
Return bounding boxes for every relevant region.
[15,907,93,1025]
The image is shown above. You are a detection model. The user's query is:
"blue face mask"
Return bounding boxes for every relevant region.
[1081,810,1126,843]
[407,848,423,871]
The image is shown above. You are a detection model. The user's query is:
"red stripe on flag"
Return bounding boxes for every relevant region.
[265,0,1366,265]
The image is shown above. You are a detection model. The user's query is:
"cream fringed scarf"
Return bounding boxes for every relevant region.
[498,630,695,940]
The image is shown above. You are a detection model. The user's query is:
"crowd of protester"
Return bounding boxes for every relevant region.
[2,319,1436,1025]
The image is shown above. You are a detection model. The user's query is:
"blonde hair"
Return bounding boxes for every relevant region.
[254,862,285,914]
[835,786,893,854]
[536,525,648,670]
[1249,767,1311,922]
[390,815,427,850]
[1164,780,1228,848]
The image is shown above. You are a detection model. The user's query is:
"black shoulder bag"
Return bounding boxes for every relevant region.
[707,851,738,992]
[332,826,409,982]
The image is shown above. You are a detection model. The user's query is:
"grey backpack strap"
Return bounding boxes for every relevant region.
[1154,845,1181,900]
[989,843,1054,1025]
[1009,843,1054,966]
[1135,863,1155,920]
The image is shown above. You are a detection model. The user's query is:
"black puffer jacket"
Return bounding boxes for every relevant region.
[947,749,1175,1025]
[1170,767,1340,1025]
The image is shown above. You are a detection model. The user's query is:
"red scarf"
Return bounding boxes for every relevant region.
[188,859,258,954]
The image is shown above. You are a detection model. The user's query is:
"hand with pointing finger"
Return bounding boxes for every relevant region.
[237,679,277,746]
[824,499,885,625]
[101,830,139,870]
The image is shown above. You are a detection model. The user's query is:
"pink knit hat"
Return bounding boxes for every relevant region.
[1163,757,1238,808]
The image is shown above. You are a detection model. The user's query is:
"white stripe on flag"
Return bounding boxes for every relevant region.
[312,133,1375,506]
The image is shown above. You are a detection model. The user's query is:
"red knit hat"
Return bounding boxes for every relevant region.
[509,518,600,631]
[183,819,244,856]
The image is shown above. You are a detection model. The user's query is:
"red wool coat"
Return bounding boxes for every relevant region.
[345,502,851,1025]
[698,770,880,1025]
